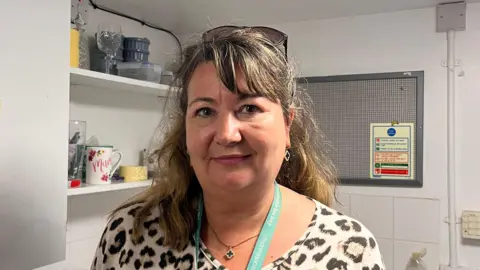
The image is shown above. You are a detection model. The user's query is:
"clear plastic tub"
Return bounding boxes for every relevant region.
[116,62,163,83]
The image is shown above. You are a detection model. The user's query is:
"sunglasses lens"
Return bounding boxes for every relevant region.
[203,26,237,41]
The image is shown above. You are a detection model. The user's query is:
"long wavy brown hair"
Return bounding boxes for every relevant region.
[111,28,337,251]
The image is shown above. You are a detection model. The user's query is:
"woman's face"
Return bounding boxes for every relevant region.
[185,62,292,192]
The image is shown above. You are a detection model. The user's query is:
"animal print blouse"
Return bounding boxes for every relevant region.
[91,199,385,270]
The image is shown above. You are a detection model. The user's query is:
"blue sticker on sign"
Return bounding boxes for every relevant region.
[387,128,396,136]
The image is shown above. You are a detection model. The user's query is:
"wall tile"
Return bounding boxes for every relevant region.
[350,194,394,238]
[394,197,440,243]
[67,194,107,243]
[377,237,394,270]
[67,237,98,270]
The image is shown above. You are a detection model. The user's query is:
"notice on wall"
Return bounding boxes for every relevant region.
[370,123,415,180]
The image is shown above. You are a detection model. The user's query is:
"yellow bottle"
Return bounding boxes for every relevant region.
[70,28,80,68]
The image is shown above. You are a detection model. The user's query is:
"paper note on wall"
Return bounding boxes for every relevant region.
[370,123,415,180]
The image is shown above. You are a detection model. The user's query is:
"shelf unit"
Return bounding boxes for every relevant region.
[68,68,168,196]
[67,180,153,196]
[70,68,173,97]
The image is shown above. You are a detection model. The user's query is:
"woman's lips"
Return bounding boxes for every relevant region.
[212,155,250,165]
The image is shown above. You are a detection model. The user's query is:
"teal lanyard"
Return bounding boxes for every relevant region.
[195,182,282,270]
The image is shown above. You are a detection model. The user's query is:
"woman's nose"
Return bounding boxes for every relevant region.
[214,113,241,146]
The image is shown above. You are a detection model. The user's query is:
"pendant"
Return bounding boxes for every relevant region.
[225,247,235,260]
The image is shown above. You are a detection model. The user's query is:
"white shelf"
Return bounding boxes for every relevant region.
[70,68,173,96]
[67,180,153,196]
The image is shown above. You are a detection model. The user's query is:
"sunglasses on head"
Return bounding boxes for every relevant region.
[202,25,294,98]
[202,25,288,60]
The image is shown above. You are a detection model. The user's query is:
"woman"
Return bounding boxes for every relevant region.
[91,26,385,270]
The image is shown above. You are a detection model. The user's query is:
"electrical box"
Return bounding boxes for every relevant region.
[461,210,480,240]
[436,2,466,33]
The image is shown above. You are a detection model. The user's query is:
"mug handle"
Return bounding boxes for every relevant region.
[109,151,123,177]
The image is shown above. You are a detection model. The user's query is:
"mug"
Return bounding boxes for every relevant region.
[85,145,123,185]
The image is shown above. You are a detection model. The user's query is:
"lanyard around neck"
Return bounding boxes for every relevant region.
[195,182,282,270]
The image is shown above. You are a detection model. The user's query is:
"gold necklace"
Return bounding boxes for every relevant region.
[209,226,259,260]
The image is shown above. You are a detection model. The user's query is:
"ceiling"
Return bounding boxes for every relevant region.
[95,0,476,34]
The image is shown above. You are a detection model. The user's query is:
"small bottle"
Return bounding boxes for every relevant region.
[405,248,427,270]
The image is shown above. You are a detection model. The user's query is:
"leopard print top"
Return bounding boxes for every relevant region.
[91,199,385,270]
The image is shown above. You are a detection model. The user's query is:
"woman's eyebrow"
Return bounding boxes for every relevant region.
[187,92,261,108]
[188,97,216,108]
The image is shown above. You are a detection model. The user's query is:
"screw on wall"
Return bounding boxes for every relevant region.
[441,60,465,77]
[441,59,461,67]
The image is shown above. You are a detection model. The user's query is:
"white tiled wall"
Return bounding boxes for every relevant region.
[377,238,394,270]
[394,197,440,243]
[350,195,394,239]
[333,193,441,270]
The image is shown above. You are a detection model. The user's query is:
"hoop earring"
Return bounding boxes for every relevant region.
[284,150,291,162]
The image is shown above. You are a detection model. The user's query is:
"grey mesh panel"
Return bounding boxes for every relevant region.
[298,72,423,187]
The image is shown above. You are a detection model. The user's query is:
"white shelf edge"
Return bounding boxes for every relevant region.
[69,68,176,97]
[67,179,153,196]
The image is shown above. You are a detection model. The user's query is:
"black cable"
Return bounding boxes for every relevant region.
[88,0,182,57]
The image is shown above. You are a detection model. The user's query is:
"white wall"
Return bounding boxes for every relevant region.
[0,0,70,269]
[67,5,178,270]
[454,10,480,265]
[69,85,164,166]
[269,4,480,269]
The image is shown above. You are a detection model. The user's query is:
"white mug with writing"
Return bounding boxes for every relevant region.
[85,145,123,185]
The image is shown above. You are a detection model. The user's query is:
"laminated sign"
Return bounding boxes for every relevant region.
[370,123,415,180]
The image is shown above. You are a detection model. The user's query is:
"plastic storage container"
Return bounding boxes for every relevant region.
[123,49,149,62]
[124,37,150,51]
[117,62,163,83]
[160,71,174,85]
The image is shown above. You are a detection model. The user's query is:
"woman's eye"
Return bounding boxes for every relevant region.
[239,105,261,114]
[195,107,214,118]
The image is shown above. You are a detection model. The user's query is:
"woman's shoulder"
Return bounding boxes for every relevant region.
[91,202,182,269]
[99,202,163,244]
[305,198,385,269]
[310,199,368,234]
